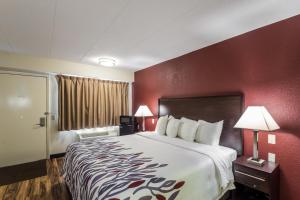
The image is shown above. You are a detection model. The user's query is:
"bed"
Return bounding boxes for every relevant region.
[63,94,243,200]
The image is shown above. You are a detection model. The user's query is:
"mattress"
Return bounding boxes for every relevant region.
[63,132,237,200]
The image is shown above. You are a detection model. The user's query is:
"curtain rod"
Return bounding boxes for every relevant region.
[49,72,131,83]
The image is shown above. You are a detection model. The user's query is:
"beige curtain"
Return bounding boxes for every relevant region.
[56,75,129,131]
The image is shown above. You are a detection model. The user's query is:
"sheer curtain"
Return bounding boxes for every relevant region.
[56,75,129,131]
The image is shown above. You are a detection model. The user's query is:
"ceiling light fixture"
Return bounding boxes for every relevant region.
[98,57,117,67]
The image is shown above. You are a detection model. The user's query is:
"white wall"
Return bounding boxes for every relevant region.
[0,51,134,82]
[0,51,134,155]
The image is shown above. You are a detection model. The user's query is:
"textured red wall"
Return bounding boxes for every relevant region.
[133,15,300,200]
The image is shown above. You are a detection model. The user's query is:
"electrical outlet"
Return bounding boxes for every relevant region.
[152,119,155,124]
[268,134,276,144]
[268,153,276,163]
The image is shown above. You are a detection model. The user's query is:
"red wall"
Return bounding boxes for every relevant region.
[133,15,300,200]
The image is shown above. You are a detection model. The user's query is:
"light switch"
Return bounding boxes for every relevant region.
[268,153,276,163]
[152,119,155,124]
[51,114,56,121]
[268,134,276,144]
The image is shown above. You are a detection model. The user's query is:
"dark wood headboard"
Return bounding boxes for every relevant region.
[158,94,243,156]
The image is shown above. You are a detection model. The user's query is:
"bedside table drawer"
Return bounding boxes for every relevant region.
[234,169,270,193]
[233,156,279,200]
[234,164,269,179]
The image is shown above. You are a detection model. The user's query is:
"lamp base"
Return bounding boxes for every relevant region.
[247,157,265,167]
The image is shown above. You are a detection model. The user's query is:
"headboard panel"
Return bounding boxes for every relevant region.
[158,94,243,156]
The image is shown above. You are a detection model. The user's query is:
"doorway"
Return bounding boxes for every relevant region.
[0,72,48,185]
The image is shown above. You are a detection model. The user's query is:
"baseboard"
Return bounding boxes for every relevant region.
[50,152,66,159]
[0,159,46,186]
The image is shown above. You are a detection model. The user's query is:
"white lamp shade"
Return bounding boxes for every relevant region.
[134,105,153,117]
[234,106,280,131]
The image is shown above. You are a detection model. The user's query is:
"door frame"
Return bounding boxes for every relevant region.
[0,69,50,159]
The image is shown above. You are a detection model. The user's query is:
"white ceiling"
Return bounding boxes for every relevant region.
[0,0,300,71]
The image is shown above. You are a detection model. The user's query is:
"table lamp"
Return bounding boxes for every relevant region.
[134,105,153,131]
[234,106,280,166]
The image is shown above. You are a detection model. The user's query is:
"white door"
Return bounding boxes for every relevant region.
[0,73,47,168]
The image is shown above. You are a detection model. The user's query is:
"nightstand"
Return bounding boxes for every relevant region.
[233,156,279,200]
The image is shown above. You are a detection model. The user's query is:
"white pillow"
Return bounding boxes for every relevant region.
[168,115,174,120]
[178,117,199,142]
[195,120,224,146]
[155,115,169,135]
[166,117,182,138]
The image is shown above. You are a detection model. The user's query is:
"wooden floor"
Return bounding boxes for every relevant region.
[0,158,71,200]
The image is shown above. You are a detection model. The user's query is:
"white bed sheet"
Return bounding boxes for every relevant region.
[133,132,237,199]
[64,131,237,200]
